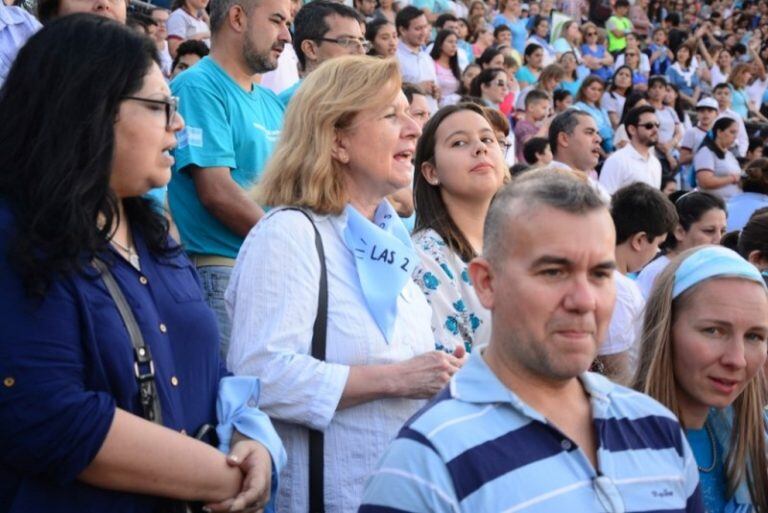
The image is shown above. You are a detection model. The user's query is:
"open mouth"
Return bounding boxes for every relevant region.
[394,150,414,162]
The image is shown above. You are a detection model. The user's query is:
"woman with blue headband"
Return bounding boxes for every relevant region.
[633,246,768,513]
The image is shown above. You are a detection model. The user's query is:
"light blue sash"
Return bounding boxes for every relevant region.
[343,201,417,343]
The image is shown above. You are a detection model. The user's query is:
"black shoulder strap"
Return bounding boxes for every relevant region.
[280,207,328,513]
[92,258,163,424]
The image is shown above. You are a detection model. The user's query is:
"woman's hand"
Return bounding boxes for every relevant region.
[205,438,273,513]
[394,347,466,399]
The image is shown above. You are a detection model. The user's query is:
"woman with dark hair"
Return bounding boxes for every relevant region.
[694,117,742,201]
[602,65,633,128]
[727,158,768,231]
[412,103,506,352]
[664,82,691,131]
[475,45,504,69]
[557,51,582,96]
[737,211,768,279]
[469,67,509,109]
[0,14,282,513]
[525,15,555,64]
[36,0,126,23]
[430,29,461,105]
[514,42,543,88]
[612,90,648,149]
[636,191,727,298]
[366,18,398,58]
[665,43,701,106]
[573,74,614,153]
[373,0,398,23]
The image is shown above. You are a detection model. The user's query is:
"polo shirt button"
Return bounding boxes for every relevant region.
[561,439,572,450]
[139,276,148,285]
[171,376,179,386]
[3,377,14,387]
[159,323,167,333]
[180,428,187,435]
[247,399,257,407]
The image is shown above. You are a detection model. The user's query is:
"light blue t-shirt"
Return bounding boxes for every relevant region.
[277,79,302,107]
[686,427,728,513]
[515,65,538,86]
[726,192,768,231]
[169,57,284,258]
[729,85,750,119]
[491,14,528,54]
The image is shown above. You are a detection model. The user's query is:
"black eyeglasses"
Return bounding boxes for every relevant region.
[495,79,509,88]
[586,31,597,36]
[316,37,373,52]
[638,121,660,129]
[122,96,179,130]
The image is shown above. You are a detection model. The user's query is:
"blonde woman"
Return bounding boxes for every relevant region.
[633,245,768,513]
[225,56,464,513]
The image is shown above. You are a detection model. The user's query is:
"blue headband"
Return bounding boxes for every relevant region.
[673,246,767,299]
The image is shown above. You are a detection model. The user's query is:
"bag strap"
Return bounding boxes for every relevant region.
[281,208,328,513]
[92,258,163,424]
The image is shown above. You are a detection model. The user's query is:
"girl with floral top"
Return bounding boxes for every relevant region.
[411,103,507,352]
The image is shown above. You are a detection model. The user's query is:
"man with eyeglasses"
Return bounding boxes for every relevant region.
[599,105,663,195]
[169,0,291,358]
[278,1,366,106]
[359,172,703,513]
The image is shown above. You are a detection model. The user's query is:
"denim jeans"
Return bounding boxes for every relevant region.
[196,265,233,363]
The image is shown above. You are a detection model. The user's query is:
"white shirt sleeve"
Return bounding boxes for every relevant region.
[166,9,188,40]
[694,146,715,173]
[226,211,350,431]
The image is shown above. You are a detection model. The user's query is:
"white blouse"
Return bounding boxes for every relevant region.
[412,229,491,352]
[226,208,435,513]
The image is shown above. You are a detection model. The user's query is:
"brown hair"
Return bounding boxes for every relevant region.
[257,56,401,214]
[740,158,768,194]
[633,247,768,510]
[413,103,494,262]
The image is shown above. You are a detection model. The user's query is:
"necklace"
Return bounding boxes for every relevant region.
[111,238,141,271]
[697,423,718,473]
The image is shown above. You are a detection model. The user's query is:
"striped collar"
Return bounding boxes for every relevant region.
[451,351,615,417]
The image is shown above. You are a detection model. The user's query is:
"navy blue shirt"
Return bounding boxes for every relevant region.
[0,204,223,512]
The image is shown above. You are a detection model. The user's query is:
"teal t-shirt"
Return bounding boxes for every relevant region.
[515,65,538,85]
[169,57,284,258]
[277,79,302,107]
[686,427,728,513]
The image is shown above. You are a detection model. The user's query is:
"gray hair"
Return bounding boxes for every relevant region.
[548,108,592,157]
[483,171,606,263]
[209,0,258,34]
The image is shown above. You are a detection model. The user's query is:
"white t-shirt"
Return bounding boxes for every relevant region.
[598,143,662,194]
[680,126,707,152]
[655,105,680,144]
[166,8,210,47]
[601,91,626,115]
[613,52,650,74]
[599,270,645,357]
[694,145,741,201]
[636,254,671,299]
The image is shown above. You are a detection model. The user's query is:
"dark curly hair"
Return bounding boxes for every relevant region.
[0,14,176,297]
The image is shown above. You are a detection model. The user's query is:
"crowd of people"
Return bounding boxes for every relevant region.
[2,0,768,511]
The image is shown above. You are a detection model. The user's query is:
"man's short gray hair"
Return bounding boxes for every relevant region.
[483,171,606,263]
[209,0,257,34]
[548,108,592,158]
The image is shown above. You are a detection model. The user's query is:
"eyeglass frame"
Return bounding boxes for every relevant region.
[121,95,179,130]
[315,37,373,52]
[636,121,661,130]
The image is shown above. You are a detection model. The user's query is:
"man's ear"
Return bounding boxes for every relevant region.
[629,231,648,252]
[469,257,495,310]
[227,4,248,33]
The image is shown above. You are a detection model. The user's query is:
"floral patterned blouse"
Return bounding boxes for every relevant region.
[411,229,490,353]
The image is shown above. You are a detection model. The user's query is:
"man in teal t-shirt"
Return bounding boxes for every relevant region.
[169,0,291,358]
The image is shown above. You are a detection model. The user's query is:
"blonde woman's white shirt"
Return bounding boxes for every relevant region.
[226,208,435,513]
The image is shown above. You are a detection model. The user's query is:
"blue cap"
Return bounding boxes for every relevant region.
[673,246,766,299]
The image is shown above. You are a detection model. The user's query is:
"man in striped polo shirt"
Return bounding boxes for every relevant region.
[360,173,703,512]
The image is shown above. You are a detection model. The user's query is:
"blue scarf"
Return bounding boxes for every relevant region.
[343,201,417,343]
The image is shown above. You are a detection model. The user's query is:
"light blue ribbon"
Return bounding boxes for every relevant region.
[343,201,417,343]
[673,246,766,299]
